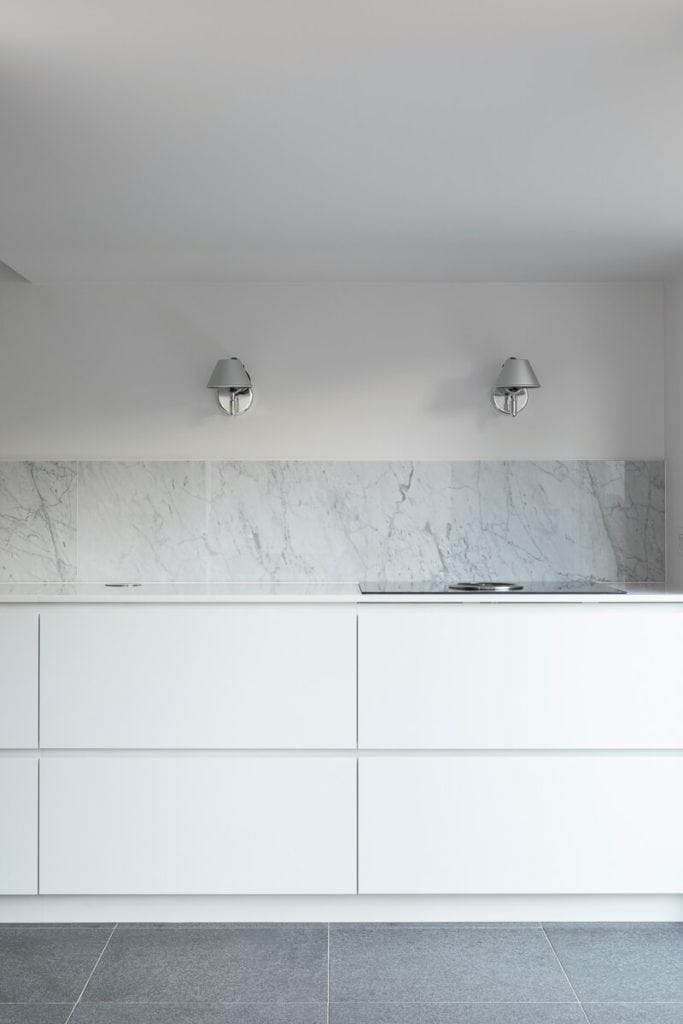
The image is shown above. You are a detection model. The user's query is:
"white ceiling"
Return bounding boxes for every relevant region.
[2,0,683,281]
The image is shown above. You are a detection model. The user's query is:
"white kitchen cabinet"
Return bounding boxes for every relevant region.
[0,611,38,748]
[40,755,357,894]
[359,605,683,748]
[40,606,356,748]
[360,755,683,894]
[0,759,37,894]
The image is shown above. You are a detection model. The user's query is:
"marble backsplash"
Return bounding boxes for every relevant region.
[0,460,665,584]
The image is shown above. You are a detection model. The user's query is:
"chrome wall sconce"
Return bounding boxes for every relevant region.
[207,358,254,416]
[492,357,540,417]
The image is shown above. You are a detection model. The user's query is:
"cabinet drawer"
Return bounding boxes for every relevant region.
[359,755,683,894]
[41,606,356,748]
[0,611,38,748]
[40,756,356,894]
[359,606,683,748]
[0,759,37,894]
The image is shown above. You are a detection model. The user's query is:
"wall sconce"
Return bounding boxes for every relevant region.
[492,357,540,417]
[207,358,254,416]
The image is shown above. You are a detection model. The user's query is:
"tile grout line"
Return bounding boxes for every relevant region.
[326,922,331,1024]
[63,922,118,1024]
[0,1000,622,1009]
[29,998,664,1008]
[541,924,591,1023]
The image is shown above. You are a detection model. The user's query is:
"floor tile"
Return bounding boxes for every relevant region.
[544,925,683,1002]
[70,1004,326,1023]
[0,1008,71,1024]
[329,924,576,1004]
[330,1004,588,1023]
[82,925,327,1004]
[582,1004,683,1024]
[0,925,113,1003]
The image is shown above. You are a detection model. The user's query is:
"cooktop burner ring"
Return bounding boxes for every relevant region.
[448,581,524,593]
[358,580,626,594]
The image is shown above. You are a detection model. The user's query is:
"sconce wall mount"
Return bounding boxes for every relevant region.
[492,357,540,417]
[207,358,254,416]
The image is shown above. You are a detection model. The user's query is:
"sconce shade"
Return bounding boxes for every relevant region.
[207,358,252,390]
[495,357,540,390]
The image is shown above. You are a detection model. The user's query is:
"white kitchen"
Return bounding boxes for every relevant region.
[1,3,682,1023]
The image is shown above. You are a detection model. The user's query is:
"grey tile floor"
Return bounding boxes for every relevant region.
[0,923,681,1023]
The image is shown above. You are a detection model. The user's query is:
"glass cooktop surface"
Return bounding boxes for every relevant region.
[359,581,627,594]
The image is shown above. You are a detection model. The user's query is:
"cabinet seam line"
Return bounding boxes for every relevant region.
[355,613,359,749]
[356,758,360,895]
[36,759,40,895]
[37,613,40,896]
[37,613,40,748]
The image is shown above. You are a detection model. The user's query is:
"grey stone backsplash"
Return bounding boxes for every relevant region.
[0,460,664,584]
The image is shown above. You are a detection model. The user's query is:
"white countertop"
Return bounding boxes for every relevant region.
[0,582,679,603]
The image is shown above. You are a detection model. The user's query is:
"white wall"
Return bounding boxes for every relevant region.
[0,281,665,461]
[665,278,683,586]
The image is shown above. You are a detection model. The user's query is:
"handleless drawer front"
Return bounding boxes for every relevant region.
[359,605,683,748]
[359,755,683,894]
[0,759,37,894]
[0,611,38,748]
[40,756,356,894]
[40,606,356,748]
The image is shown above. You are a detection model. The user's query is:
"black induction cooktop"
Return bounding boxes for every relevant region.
[359,581,627,594]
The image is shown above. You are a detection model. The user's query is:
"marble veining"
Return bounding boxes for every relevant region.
[0,460,665,583]
[77,461,209,582]
[0,462,76,582]
[207,460,664,584]
[207,462,455,583]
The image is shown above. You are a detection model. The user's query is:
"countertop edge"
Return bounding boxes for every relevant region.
[0,585,680,604]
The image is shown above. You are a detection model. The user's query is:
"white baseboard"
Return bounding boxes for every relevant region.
[0,894,681,923]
